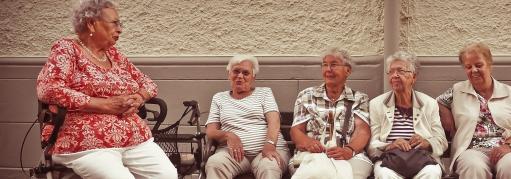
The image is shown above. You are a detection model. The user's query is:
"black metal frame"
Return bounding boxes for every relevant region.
[30,98,206,179]
[150,100,206,179]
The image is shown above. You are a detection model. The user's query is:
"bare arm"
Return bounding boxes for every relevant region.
[262,111,283,165]
[290,122,325,153]
[347,116,371,153]
[206,122,233,144]
[206,122,244,162]
[265,111,280,143]
[438,102,456,138]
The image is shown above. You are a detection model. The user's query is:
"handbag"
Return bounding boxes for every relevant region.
[380,148,437,178]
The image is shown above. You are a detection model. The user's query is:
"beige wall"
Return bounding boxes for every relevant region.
[0,0,384,56]
[401,0,511,55]
[1,0,510,56]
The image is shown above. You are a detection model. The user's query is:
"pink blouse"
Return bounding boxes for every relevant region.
[36,36,157,154]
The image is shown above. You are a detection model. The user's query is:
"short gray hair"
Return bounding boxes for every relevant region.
[321,47,354,69]
[72,0,116,33]
[385,51,420,74]
[226,55,259,76]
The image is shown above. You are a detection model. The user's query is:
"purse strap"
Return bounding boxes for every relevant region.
[340,90,355,146]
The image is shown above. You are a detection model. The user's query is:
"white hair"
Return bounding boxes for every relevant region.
[72,0,117,33]
[321,47,354,69]
[385,51,420,74]
[226,55,259,76]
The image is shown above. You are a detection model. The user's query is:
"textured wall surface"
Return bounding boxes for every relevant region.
[0,0,384,56]
[401,0,511,55]
[2,0,510,57]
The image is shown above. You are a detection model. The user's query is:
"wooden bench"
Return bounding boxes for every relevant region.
[279,112,458,179]
[203,111,458,179]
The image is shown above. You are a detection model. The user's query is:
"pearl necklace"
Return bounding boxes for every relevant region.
[77,39,108,62]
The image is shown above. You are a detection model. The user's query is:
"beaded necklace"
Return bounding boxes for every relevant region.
[77,39,108,62]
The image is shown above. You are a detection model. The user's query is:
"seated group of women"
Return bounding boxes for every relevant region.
[205,43,511,179]
[36,1,510,178]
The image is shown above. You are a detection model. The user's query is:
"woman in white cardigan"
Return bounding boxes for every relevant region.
[369,51,448,179]
[437,42,511,179]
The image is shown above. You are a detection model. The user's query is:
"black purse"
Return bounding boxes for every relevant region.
[380,148,437,178]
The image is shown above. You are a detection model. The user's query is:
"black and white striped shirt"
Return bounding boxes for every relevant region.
[206,87,288,156]
[386,107,414,142]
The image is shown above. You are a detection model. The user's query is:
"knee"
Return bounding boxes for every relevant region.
[255,157,281,171]
[496,154,511,175]
[206,153,234,172]
[206,155,225,169]
[419,164,442,177]
[374,167,398,179]
[458,159,489,170]
[153,167,178,179]
[351,161,372,179]
[82,168,135,179]
[457,150,490,170]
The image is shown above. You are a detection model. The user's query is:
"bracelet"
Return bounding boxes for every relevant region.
[135,91,146,108]
[136,91,147,102]
[345,145,356,157]
[266,139,276,146]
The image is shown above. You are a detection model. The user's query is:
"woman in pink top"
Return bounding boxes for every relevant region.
[36,0,176,178]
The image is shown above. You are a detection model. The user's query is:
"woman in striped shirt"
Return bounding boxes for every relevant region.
[368,51,447,179]
[205,55,290,179]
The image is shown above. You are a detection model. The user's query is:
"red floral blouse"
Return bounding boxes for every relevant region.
[36,36,157,154]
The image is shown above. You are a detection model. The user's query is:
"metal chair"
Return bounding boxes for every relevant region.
[29,98,173,179]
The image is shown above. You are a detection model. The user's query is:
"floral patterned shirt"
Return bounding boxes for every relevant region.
[437,88,504,150]
[36,36,157,154]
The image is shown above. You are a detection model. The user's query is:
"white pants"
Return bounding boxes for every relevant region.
[53,138,177,179]
[292,153,353,179]
[455,149,511,179]
[374,161,442,179]
[205,148,290,179]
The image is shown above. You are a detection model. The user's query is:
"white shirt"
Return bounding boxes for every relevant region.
[206,87,288,156]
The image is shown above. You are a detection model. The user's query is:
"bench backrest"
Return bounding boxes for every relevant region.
[280,112,295,153]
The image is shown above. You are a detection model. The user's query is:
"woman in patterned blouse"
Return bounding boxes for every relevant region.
[437,42,511,178]
[289,47,372,179]
[36,0,176,178]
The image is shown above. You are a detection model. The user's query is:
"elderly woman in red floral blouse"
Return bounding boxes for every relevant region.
[36,0,176,178]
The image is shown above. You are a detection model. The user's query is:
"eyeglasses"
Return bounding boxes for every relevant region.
[102,20,123,28]
[231,69,252,77]
[386,69,413,75]
[321,63,347,70]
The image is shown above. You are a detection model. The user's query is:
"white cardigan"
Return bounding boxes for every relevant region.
[368,90,448,166]
[447,79,511,172]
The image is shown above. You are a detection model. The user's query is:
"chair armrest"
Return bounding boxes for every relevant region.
[38,101,67,150]
[138,97,167,132]
[201,139,218,171]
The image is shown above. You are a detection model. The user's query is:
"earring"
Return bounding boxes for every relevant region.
[89,33,93,37]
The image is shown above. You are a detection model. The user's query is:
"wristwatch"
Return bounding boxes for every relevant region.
[345,145,356,157]
[266,139,276,146]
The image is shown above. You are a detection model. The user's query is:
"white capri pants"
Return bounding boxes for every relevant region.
[53,138,177,179]
[373,160,442,179]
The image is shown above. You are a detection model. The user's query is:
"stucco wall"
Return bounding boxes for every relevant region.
[401,0,511,55]
[0,0,384,56]
[2,0,510,57]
